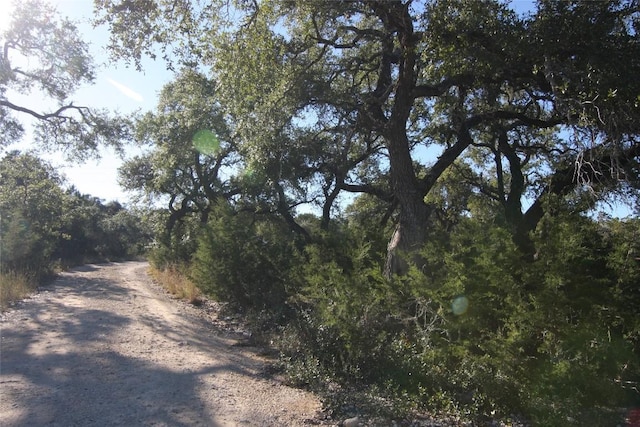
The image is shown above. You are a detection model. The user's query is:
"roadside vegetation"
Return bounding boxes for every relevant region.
[148,263,202,305]
[0,152,152,310]
[0,270,38,311]
[148,197,640,426]
[2,1,640,425]
[112,1,639,423]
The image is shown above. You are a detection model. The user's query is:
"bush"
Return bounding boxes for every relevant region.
[148,213,200,269]
[276,214,639,425]
[294,231,401,382]
[175,195,639,424]
[403,215,640,425]
[191,203,302,313]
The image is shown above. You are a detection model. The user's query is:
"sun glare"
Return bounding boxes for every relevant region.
[1,0,84,32]
[0,1,16,32]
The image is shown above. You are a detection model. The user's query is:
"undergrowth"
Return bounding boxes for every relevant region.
[148,264,202,305]
[149,207,640,426]
[0,270,39,311]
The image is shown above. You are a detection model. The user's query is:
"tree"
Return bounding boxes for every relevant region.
[96,0,640,275]
[0,0,130,157]
[0,151,67,272]
[54,190,152,262]
[0,151,151,273]
[119,69,239,245]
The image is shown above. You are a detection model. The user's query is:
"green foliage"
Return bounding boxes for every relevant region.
[1,0,130,156]
[145,208,200,268]
[266,212,639,424]
[1,151,67,274]
[97,0,640,278]
[1,210,46,272]
[399,214,638,424]
[294,229,394,381]
[140,168,639,424]
[191,203,302,311]
[1,151,152,280]
[95,0,640,423]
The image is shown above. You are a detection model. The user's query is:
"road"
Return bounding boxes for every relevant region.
[0,261,323,426]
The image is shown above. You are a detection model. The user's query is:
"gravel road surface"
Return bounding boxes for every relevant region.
[0,261,324,426]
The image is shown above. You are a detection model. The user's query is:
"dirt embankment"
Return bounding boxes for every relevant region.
[0,261,326,426]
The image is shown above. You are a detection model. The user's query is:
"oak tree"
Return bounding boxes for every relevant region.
[1,0,130,157]
[96,0,640,274]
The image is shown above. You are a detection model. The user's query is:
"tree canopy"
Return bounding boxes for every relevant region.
[0,0,130,157]
[0,150,151,278]
[97,0,640,273]
[1,1,632,423]
[119,69,239,239]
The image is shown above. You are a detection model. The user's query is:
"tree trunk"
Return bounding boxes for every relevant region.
[384,195,431,277]
[383,127,431,277]
[368,0,450,277]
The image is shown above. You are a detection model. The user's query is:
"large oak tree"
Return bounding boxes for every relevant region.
[119,69,239,240]
[96,0,640,274]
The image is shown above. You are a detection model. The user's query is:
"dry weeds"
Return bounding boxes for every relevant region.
[0,270,38,311]
[149,264,202,305]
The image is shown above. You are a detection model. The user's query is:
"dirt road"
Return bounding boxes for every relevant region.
[0,261,325,426]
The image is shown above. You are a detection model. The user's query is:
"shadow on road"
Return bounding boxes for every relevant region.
[0,262,269,427]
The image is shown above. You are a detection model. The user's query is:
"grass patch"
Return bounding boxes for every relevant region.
[149,264,202,305]
[0,270,38,311]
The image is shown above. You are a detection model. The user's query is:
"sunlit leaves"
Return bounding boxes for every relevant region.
[1,0,95,99]
[0,0,131,157]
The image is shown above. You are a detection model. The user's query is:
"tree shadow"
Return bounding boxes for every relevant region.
[0,264,280,427]
[66,264,101,273]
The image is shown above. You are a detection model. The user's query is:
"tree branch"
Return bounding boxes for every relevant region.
[0,99,89,121]
[341,182,393,202]
[420,125,475,195]
[412,74,475,98]
[521,142,640,237]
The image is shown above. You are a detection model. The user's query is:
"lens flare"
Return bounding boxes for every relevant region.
[193,130,220,156]
[452,295,469,316]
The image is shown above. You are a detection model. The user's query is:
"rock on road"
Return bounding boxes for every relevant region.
[0,261,324,426]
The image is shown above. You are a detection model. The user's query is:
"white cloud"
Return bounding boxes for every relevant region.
[106,78,144,103]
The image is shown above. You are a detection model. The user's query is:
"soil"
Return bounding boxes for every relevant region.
[0,261,328,426]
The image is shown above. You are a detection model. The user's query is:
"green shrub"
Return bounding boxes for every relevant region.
[172,194,639,424]
[191,203,302,312]
[148,213,200,269]
[278,214,639,425]
[405,214,640,424]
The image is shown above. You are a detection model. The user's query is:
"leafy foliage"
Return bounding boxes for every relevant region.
[273,210,639,424]
[0,151,67,272]
[0,151,151,280]
[97,0,640,274]
[191,203,302,312]
[0,0,130,157]
[95,0,640,423]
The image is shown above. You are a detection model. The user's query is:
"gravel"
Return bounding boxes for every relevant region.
[0,261,325,426]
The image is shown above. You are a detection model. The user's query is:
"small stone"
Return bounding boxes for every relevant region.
[343,416,359,427]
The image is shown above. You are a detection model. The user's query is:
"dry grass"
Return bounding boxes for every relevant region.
[0,270,38,311]
[149,264,202,305]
